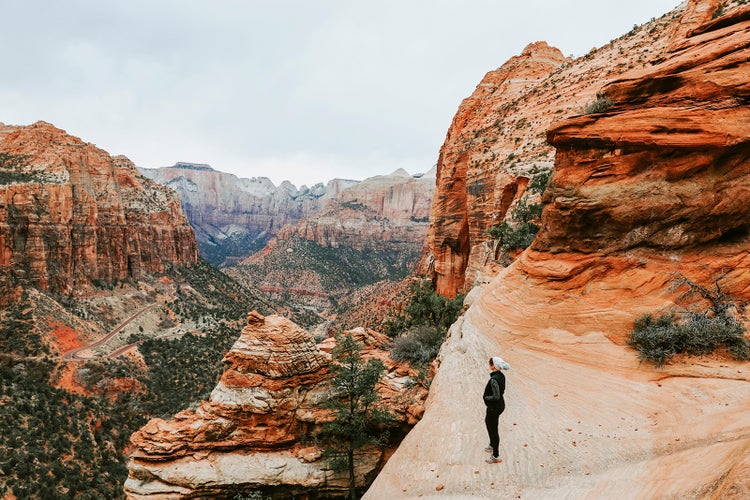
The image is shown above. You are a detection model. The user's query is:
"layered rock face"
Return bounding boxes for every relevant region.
[125,311,427,498]
[226,168,435,321]
[367,2,750,498]
[282,167,435,253]
[426,6,706,297]
[0,122,198,303]
[540,4,750,256]
[140,163,354,266]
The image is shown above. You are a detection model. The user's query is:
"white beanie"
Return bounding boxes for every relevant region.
[492,356,510,370]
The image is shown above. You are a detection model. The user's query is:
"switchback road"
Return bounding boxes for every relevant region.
[61,304,159,360]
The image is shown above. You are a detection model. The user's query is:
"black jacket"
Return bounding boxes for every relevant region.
[483,370,506,411]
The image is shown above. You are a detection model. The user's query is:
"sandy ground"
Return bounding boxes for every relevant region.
[365,257,750,499]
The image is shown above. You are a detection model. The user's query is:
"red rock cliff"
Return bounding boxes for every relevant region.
[541,5,750,257]
[427,42,568,296]
[426,6,701,297]
[0,121,198,301]
[367,2,750,498]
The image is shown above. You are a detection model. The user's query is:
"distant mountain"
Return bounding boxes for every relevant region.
[225,167,436,328]
[140,162,358,266]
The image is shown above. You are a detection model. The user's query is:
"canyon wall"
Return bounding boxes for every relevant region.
[140,163,356,266]
[425,3,712,297]
[367,1,750,498]
[225,168,435,324]
[279,167,434,253]
[0,122,198,303]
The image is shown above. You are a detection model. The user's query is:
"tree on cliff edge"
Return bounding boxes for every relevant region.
[318,333,394,500]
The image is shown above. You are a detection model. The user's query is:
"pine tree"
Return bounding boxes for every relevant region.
[318,333,393,500]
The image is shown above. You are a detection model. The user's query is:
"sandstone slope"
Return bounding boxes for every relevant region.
[366,1,750,498]
[125,311,428,498]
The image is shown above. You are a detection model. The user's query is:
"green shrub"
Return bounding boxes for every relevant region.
[385,280,464,372]
[486,198,542,255]
[628,312,750,367]
[139,324,240,418]
[0,152,57,185]
[487,221,539,251]
[528,169,552,195]
[0,357,145,499]
[584,93,614,114]
[385,280,464,337]
[513,199,543,223]
[317,333,393,499]
[391,325,444,365]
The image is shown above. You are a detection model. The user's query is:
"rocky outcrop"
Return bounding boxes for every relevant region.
[125,311,427,498]
[426,6,701,297]
[367,2,750,498]
[540,4,750,256]
[0,122,198,303]
[140,163,356,266]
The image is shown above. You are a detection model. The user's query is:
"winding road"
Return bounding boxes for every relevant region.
[61,304,159,360]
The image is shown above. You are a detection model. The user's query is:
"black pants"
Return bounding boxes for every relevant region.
[485,407,503,456]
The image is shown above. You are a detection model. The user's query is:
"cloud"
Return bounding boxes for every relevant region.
[0,0,679,186]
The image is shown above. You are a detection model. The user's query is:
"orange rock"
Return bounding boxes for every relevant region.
[543,5,750,257]
[368,3,750,498]
[423,7,708,297]
[425,42,570,297]
[125,313,428,498]
[0,121,198,304]
[297,446,323,463]
[48,321,83,352]
[246,310,265,324]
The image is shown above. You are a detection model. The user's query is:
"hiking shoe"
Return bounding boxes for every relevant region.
[485,455,502,464]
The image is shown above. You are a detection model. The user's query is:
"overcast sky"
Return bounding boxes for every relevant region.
[1,1,679,187]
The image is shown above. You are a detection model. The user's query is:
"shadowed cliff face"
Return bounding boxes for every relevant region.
[367,2,750,498]
[0,122,198,302]
[542,5,750,255]
[424,2,716,297]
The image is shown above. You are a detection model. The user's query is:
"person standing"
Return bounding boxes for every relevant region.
[483,356,509,464]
